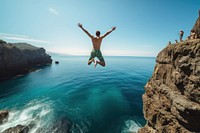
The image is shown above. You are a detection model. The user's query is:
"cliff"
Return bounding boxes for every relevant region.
[139,16,200,133]
[192,17,200,38]
[0,40,52,81]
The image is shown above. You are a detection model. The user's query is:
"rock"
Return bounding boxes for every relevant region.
[35,117,72,133]
[0,110,9,124]
[0,40,52,81]
[49,117,71,133]
[2,125,29,133]
[192,11,200,38]
[138,39,200,133]
[0,40,7,44]
[139,13,200,133]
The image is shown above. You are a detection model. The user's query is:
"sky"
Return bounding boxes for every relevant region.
[0,0,199,57]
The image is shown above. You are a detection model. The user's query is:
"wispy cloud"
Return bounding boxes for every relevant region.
[49,7,59,16]
[0,33,28,38]
[0,33,50,44]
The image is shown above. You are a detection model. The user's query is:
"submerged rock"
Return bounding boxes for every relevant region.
[0,110,9,124]
[49,117,71,133]
[35,117,72,133]
[0,40,52,81]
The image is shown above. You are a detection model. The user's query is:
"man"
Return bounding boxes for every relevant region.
[179,30,184,42]
[78,23,116,67]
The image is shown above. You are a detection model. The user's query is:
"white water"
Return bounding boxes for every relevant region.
[0,100,53,132]
[1,101,142,133]
[121,119,143,133]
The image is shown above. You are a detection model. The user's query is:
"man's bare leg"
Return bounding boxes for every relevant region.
[94,61,105,67]
[88,58,95,65]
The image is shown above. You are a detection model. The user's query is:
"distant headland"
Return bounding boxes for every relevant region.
[0,40,52,81]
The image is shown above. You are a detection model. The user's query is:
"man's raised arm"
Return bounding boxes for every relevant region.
[102,26,116,39]
[78,23,93,38]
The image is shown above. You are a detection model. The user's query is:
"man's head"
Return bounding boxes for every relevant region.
[96,31,100,37]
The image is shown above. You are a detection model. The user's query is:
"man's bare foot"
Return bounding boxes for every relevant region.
[94,60,97,68]
[88,58,95,65]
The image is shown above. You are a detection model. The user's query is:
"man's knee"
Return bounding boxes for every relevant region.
[88,61,92,65]
[102,62,106,67]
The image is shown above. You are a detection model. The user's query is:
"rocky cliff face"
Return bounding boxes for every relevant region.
[139,14,200,133]
[192,16,200,38]
[0,40,52,81]
[138,40,200,133]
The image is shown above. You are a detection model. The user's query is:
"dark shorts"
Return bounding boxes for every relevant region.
[89,49,105,62]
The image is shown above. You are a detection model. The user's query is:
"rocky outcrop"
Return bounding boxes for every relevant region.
[2,125,30,133]
[0,40,52,81]
[138,11,200,133]
[138,39,200,133]
[192,16,200,38]
[0,110,9,124]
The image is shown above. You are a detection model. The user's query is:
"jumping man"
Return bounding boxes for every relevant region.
[78,23,116,67]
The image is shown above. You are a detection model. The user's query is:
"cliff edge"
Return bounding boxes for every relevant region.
[139,16,200,133]
[0,40,52,81]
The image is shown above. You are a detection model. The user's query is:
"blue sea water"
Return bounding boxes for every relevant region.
[0,56,155,133]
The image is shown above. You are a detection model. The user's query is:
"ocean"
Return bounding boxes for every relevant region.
[0,55,155,133]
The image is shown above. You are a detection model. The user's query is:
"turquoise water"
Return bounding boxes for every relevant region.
[0,56,155,133]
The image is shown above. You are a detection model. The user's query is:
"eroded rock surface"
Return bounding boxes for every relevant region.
[0,110,9,124]
[2,125,30,133]
[138,40,200,133]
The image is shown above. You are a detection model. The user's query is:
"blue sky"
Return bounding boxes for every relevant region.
[0,0,199,56]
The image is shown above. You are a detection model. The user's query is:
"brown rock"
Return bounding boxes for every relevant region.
[2,125,29,133]
[0,110,9,124]
[192,17,200,38]
[139,39,200,133]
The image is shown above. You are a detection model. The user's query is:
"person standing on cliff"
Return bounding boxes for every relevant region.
[179,30,184,42]
[78,23,116,68]
[190,30,196,39]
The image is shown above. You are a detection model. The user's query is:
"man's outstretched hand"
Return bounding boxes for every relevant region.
[78,23,83,28]
[112,26,116,31]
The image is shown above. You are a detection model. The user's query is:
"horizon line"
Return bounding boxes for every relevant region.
[47,51,156,58]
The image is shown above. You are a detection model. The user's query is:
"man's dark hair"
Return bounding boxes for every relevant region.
[96,31,100,37]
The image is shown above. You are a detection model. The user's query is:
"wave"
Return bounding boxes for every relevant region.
[121,119,143,133]
[0,99,53,133]
[0,99,91,133]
